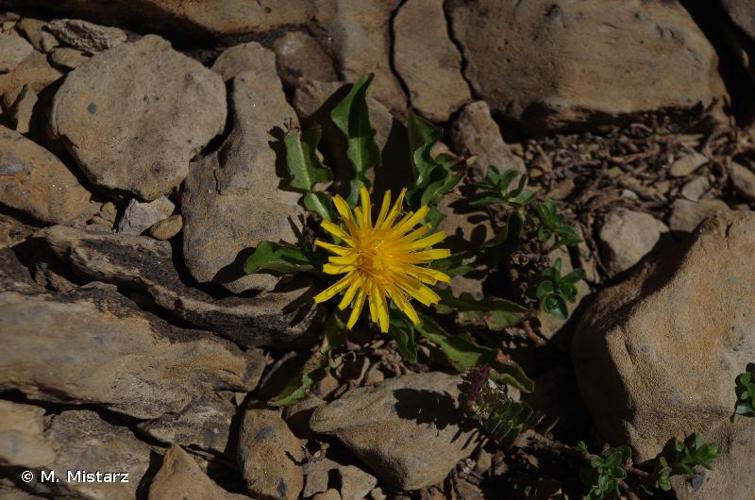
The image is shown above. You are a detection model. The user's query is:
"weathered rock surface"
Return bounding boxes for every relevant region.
[116,196,175,235]
[16,17,58,52]
[149,213,183,240]
[669,198,730,233]
[450,101,525,179]
[573,212,755,464]
[722,0,755,40]
[273,31,337,86]
[669,152,708,177]
[42,225,317,347]
[598,208,668,276]
[49,46,88,68]
[0,50,61,103]
[449,0,725,132]
[314,0,406,114]
[6,83,37,133]
[238,408,304,500]
[0,403,151,499]
[184,44,303,293]
[0,285,260,419]
[0,33,33,72]
[309,372,477,490]
[338,464,378,500]
[49,35,226,200]
[393,0,470,122]
[0,125,91,224]
[729,162,755,202]
[149,445,246,500]
[5,0,315,38]
[46,18,126,54]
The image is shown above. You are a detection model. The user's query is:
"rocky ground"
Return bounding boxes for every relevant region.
[0,1,754,499]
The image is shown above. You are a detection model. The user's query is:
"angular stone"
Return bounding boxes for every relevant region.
[0,50,61,104]
[149,445,247,500]
[0,285,260,419]
[394,0,470,122]
[7,83,36,133]
[0,125,91,224]
[46,18,126,54]
[314,0,406,114]
[238,408,303,500]
[310,372,477,490]
[573,212,755,462]
[669,198,730,233]
[15,17,59,52]
[0,405,151,499]
[42,225,317,347]
[49,35,226,200]
[598,208,668,276]
[0,33,32,73]
[273,31,337,86]
[338,465,377,500]
[49,46,89,69]
[116,196,175,235]
[149,213,183,240]
[449,0,725,133]
[729,162,755,202]
[450,100,525,180]
[680,175,710,201]
[184,46,302,293]
[669,152,708,177]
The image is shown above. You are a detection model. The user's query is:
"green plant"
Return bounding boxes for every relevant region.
[461,366,553,446]
[732,366,755,420]
[578,443,631,500]
[529,258,585,319]
[646,434,719,492]
[468,165,535,210]
[535,199,582,250]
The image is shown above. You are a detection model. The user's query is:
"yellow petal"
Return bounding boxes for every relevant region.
[359,186,372,228]
[391,290,420,325]
[392,205,429,235]
[313,274,352,303]
[374,190,392,227]
[333,195,353,222]
[379,188,406,229]
[321,221,351,242]
[409,248,451,261]
[406,231,446,250]
[346,289,366,329]
[338,275,362,310]
[315,239,350,256]
[323,263,354,275]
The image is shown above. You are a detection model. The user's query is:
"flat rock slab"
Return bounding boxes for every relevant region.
[0,402,151,499]
[449,0,725,133]
[574,211,755,468]
[0,125,91,224]
[49,34,226,200]
[42,225,318,347]
[0,285,260,419]
[46,18,127,54]
[310,372,477,490]
[0,33,33,73]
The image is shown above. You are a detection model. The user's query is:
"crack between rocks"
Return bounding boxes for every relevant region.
[442,0,480,101]
[388,0,413,113]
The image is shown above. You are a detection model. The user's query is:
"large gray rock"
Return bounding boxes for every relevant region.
[273,31,337,86]
[393,0,470,122]
[0,33,33,72]
[573,211,755,480]
[0,402,151,499]
[0,285,260,419]
[238,408,304,500]
[116,196,175,235]
[0,125,91,224]
[46,18,127,54]
[310,372,477,490]
[184,43,303,293]
[450,100,525,179]
[49,35,226,200]
[313,0,406,115]
[448,0,725,133]
[42,225,318,347]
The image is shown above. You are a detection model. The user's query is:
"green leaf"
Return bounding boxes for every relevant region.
[270,356,328,406]
[389,314,418,364]
[244,241,315,274]
[283,126,332,192]
[435,289,527,330]
[416,313,534,392]
[431,253,477,277]
[330,74,380,205]
[302,191,334,220]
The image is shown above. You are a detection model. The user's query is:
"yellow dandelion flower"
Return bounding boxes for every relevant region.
[313,186,451,333]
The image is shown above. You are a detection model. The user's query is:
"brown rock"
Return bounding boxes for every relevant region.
[597,208,668,276]
[0,285,260,419]
[314,0,406,114]
[729,162,755,202]
[0,50,61,103]
[149,213,183,240]
[15,17,59,52]
[450,100,525,179]
[0,32,32,72]
[238,408,304,500]
[722,0,755,40]
[449,0,725,133]
[669,198,730,233]
[49,46,89,69]
[0,400,56,467]
[0,125,91,224]
[6,83,36,133]
[184,45,302,293]
[42,225,317,347]
[393,0,470,122]
[49,35,227,200]
[149,445,245,500]
[116,196,175,235]
[310,372,477,490]
[669,152,708,177]
[573,212,755,463]
[273,31,337,86]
